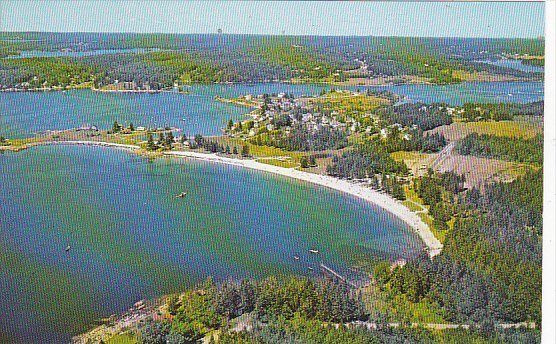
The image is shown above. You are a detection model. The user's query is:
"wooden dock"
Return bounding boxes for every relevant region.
[319,263,370,288]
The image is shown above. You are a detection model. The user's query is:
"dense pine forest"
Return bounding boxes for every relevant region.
[456,133,543,164]
[0,33,544,89]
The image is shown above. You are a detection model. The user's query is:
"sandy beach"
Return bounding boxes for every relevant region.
[19,140,443,257]
[31,140,141,150]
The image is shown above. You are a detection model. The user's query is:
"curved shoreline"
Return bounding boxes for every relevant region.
[15,140,443,257]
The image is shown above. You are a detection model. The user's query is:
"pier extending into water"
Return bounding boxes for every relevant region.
[319,263,372,289]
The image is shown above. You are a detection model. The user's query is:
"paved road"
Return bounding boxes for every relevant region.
[342,321,536,330]
[430,141,456,171]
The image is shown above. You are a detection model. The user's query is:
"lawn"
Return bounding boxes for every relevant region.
[107,333,137,344]
[418,212,447,244]
[429,120,543,141]
[362,284,446,324]
[401,200,424,212]
[257,158,299,168]
[390,151,436,177]
[309,91,390,120]
[390,294,447,324]
[209,136,306,159]
[403,185,448,243]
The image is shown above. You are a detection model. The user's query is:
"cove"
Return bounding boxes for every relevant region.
[0,145,422,342]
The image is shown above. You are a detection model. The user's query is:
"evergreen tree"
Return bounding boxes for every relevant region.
[241,144,250,157]
[194,134,204,146]
[158,132,165,145]
[227,119,234,130]
[391,178,406,200]
[308,155,317,167]
[300,156,309,168]
[232,146,238,155]
[167,295,180,316]
[225,145,231,154]
[112,121,121,133]
[239,280,256,314]
[129,122,134,131]
[165,131,175,149]
[215,281,241,319]
[370,175,380,189]
[147,133,157,150]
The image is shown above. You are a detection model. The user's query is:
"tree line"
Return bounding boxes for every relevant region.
[456,133,543,165]
[250,125,349,152]
[376,103,453,131]
[139,276,367,343]
[136,273,540,344]
[380,170,542,328]
[460,101,544,122]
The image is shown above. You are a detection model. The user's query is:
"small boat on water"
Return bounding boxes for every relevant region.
[65,245,71,252]
[307,267,314,271]
[176,192,187,198]
[309,249,319,254]
[294,255,300,260]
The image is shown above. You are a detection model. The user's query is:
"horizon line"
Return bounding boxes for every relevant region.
[0,31,545,40]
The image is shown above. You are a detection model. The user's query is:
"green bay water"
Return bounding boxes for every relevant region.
[0,145,422,343]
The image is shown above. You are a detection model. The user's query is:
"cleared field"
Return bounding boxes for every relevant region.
[390,151,437,177]
[107,334,137,344]
[308,91,390,118]
[209,136,306,159]
[257,158,299,168]
[451,70,530,82]
[429,120,543,141]
[435,153,522,188]
[418,212,447,243]
[401,200,424,212]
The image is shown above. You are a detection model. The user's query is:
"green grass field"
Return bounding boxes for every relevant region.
[257,158,299,168]
[309,91,390,119]
[107,333,137,344]
[401,200,425,212]
[430,120,543,141]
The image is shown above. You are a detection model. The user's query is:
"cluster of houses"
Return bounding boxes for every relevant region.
[111,80,154,91]
[228,90,423,143]
[227,91,374,138]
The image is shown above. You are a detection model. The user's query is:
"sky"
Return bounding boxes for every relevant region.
[0,1,545,38]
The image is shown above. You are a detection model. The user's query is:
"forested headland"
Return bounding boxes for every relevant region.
[0,34,544,90]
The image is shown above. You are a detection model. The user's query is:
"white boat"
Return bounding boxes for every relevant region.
[309,249,319,254]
